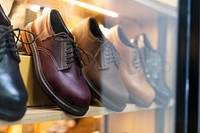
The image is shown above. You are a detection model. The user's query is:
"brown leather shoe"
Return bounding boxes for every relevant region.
[72,18,128,111]
[106,25,155,107]
[21,10,91,116]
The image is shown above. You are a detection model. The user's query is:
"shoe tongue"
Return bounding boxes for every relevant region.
[0,5,11,26]
[89,17,103,38]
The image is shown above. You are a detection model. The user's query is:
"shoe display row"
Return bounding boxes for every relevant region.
[106,26,172,107]
[106,26,156,107]
[0,6,172,121]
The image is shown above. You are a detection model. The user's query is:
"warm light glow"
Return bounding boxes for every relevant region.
[63,0,118,18]
[99,24,109,35]
[29,5,40,12]
[92,115,102,119]
[42,7,51,14]
[130,38,134,43]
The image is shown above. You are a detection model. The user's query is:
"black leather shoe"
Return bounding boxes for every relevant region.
[134,34,172,106]
[0,5,28,121]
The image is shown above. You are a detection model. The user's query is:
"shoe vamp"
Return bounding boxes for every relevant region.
[0,54,27,110]
[39,51,90,107]
[86,63,129,102]
[119,67,155,103]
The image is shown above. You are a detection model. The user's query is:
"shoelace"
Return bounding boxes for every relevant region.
[0,25,35,60]
[95,38,120,69]
[143,48,162,79]
[42,32,90,66]
[130,44,142,70]
[135,35,168,79]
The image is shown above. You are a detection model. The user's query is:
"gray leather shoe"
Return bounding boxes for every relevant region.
[72,18,129,111]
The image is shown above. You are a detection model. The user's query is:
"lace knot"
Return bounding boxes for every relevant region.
[42,32,90,66]
[95,38,120,68]
[132,48,142,70]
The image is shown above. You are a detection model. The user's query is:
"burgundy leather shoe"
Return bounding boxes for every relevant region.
[72,18,129,111]
[21,10,91,116]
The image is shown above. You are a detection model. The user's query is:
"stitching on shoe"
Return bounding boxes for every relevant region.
[37,46,59,69]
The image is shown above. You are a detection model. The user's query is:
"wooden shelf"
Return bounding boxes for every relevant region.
[0,100,174,126]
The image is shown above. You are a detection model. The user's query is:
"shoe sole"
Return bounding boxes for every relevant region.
[129,94,153,108]
[21,23,88,116]
[155,95,170,107]
[0,106,26,121]
[149,81,171,106]
[155,86,172,107]
[83,71,126,112]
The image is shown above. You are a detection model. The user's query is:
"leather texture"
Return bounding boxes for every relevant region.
[72,18,128,111]
[0,4,27,121]
[0,5,11,26]
[21,10,91,116]
[106,25,156,107]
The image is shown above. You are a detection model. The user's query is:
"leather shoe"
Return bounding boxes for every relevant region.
[0,5,27,121]
[72,18,129,111]
[106,25,156,107]
[134,34,172,106]
[21,10,91,116]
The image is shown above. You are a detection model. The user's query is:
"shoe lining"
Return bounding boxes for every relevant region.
[89,18,103,38]
[118,26,131,46]
[50,10,73,39]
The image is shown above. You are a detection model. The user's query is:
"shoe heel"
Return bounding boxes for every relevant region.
[21,23,33,55]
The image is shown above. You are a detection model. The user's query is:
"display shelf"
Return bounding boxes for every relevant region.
[0,100,174,126]
[135,0,177,18]
[18,0,177,18]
